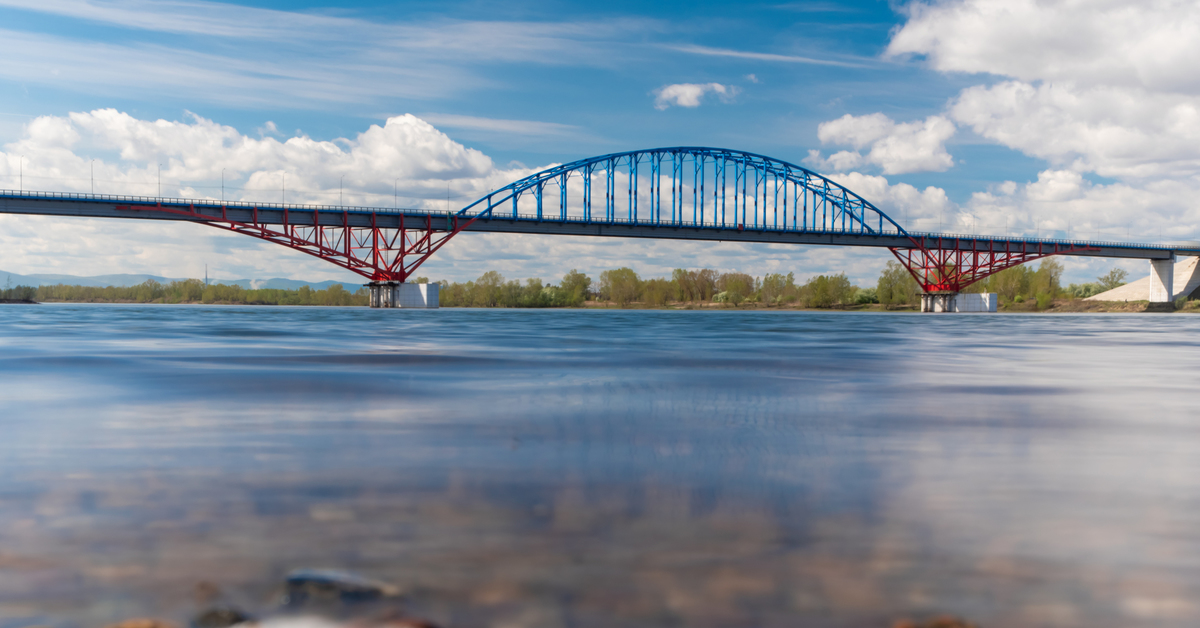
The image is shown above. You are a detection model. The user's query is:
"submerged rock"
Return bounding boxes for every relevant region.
[891,617,978,628]
[191,607,252,628]
[103,620,180,628]
[281,569,403,611]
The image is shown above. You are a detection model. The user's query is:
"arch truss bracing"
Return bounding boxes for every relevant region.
[115,203,461,282]
[892,238,1097,293]
[458,147,906,236]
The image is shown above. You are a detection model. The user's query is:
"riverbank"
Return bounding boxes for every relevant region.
[18,298,1200,312]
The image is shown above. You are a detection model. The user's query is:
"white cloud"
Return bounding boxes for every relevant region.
[826,172,955,230]
[653,83,740,110]
[887,0,1200,93]
[668,44,871,68]
[886,0,1200,181]
[860,0,1200,266]
[3,109,514,205]
[951,81,1200,179]
[805,113,956,175]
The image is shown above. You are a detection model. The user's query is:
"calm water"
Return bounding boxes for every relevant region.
[3,304,1200,628]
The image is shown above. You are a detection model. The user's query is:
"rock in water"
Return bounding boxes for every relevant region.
[103,620,179,628]
[281,569,403,611]
[191,607,252,628]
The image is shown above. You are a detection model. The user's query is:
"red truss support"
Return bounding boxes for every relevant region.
[890,237,1099,293]
[116,203,469,282]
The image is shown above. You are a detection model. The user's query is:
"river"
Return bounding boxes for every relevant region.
[2,304,1199,627]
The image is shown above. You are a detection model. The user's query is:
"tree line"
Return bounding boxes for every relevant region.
[2,260,1133,309]
[5,279,368,306]
[436,268,868,308]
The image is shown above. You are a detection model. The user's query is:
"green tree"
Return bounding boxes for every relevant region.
[1031,258,1064,298]
[877,261,920,307]
[1097,267,1129,291]
[642,278,673,306]
[718,272,755,306]
[559,269,592,305]
[856,287,879,304]
[760,272,797,306]
[600,267,641,306]
[472,271,504,307]
[693,269,718,301]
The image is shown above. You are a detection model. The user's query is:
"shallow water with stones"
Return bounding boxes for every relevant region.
[3,304,1200,627]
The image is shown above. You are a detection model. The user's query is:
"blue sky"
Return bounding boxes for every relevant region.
[2,0,1197,286]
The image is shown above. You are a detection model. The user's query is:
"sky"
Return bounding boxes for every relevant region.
[2,0,1198,286]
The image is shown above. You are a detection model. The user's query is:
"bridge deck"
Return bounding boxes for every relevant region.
[1,191,1195,260]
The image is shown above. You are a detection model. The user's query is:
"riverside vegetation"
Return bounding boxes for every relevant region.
[0,259,1154,311]
[2,279,367,306]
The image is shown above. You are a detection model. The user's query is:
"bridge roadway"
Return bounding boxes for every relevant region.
[3,190,1197,261]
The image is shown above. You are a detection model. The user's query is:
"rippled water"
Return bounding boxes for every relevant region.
[3,304,1200,627]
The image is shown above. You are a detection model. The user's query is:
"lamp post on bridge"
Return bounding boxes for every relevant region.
[221,169,225,202]
[19,155,23,192]
[340,175,344,206]
[90,159,94,194]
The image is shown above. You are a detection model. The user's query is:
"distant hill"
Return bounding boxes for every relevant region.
[0,270,366,293]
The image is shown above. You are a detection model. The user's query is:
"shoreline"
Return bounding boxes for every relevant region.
[17,298,1195,313]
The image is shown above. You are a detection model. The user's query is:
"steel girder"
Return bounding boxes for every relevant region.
[115,203,460,282]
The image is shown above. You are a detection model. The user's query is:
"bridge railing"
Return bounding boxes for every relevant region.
[2,189,1195,253]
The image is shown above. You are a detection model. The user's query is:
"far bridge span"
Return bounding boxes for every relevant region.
[2,147,1195,309]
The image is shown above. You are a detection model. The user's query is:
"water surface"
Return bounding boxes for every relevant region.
[2,305,1199,627]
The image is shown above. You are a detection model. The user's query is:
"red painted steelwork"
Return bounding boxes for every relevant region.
[890,237,1098,293]
[116,203,472,282]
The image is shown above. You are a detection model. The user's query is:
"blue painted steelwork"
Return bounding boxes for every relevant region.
[456,147,909,237]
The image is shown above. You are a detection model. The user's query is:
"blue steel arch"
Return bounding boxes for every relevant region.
[456,147,909,237]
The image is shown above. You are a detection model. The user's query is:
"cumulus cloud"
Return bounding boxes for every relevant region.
[805,113,956,175]
[826,171,955,230]
[951,81,1200,179]
[653,83,740,110]
[843,0,1200,262]
[887,0,1200,93]
[2,109,520,207]
[885,0,1200,182]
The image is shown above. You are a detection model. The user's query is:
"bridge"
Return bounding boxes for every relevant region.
[2,147,1195,310]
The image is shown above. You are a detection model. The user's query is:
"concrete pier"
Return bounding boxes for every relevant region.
[368,282,439,308]
[920,292,997,313]
[1149,255,1176,303]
